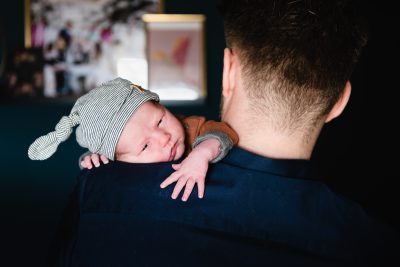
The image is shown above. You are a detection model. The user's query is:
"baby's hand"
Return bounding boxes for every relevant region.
[80,153,109,169]
[160,150,209,201]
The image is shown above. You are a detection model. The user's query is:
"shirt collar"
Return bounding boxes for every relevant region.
[222,147,320,181]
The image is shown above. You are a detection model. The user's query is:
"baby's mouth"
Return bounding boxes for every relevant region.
[168,141,177,161]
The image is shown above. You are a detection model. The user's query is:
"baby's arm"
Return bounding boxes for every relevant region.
[160,119,238,201]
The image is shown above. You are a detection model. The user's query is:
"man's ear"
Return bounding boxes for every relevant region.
[222,48,236,98]
[325,81,352,123]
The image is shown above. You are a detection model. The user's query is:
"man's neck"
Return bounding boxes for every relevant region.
[225,112,321,160]
[237,129,315,160]
[220,81,322,160]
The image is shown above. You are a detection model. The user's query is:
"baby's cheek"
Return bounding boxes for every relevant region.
[176,144,185,160]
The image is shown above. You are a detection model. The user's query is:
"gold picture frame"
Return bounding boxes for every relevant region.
[24,0,31,48]
[143,14,207,103]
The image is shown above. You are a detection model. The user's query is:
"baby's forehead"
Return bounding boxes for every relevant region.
[128,101,166,124]
[140,100,164,113]
[151,101,167,111]
[141,100,165,112]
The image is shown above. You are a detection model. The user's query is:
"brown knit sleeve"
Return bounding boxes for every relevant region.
[180,116,206,150]
[179,116,238,157]
[197,120,239,146]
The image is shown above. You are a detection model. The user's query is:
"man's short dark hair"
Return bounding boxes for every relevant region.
[218,0,368,132]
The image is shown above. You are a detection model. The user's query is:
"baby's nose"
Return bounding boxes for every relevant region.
[154,130,171,147]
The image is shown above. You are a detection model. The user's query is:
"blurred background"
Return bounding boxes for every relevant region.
[1,1,399,266]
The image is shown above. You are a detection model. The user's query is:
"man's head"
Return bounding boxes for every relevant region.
[115,101,185,163]
[219,0,367,137]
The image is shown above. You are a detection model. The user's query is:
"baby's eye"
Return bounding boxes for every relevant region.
[142,144,148,151]
[157,118,163,126]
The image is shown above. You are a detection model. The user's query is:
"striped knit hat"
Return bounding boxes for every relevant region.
[28,77,159,161]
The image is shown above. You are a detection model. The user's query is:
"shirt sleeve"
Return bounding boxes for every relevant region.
[192,119,239,163]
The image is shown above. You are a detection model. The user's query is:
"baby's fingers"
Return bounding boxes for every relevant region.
[197,180,205,199]
[100,155,109,165]
[171,178,188,199]
[81,156,93,169]
[160,171,181,189]
[181,179,196,202]
[91,154,100,167]
[172,163,182,170]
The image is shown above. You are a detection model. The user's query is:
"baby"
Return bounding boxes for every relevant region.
[28,77,238,201]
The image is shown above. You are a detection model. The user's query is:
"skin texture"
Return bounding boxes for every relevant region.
[115,101,186,163]
[160,138,220,201]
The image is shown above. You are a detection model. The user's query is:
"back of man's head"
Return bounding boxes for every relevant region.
[218,0,368,133]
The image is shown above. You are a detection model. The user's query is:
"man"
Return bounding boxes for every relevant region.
[53,1,398,266]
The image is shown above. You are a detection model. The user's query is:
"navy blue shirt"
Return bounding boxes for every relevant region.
[54,147,398,266]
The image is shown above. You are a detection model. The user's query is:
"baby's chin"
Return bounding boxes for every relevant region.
[174,143,185,160]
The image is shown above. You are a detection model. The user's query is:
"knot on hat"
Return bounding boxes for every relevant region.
[55,115,79,142]
[28,114,80,160]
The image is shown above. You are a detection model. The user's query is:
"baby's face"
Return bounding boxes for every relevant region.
[115,101,185,163]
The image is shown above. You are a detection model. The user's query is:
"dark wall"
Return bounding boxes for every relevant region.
[0,1,24,50]
[312,2,399,228]
[1,1,398,266]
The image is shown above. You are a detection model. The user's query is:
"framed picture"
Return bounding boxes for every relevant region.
[143,14,206,103]
[2,0,163,101]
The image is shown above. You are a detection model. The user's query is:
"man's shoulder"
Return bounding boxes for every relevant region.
[77,161,175,209]
[79,160,174,181]
[64,155,399,266]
